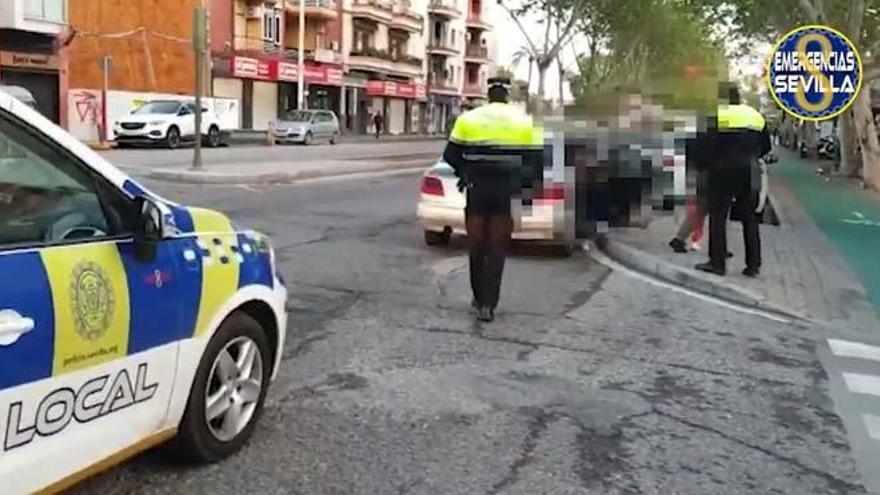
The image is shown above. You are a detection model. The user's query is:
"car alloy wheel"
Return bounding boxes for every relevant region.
[166,126,181,149]
[204,336,264,442]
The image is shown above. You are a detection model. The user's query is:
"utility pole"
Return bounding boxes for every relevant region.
[192,5,207,170]
[297,0,305,109]
[100,56,111,147]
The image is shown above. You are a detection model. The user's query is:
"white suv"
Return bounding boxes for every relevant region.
[113,100,225,149]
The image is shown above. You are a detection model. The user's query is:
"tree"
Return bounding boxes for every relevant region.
[693,0,880,188]
[497,0,588,114]
[511,45,535,103]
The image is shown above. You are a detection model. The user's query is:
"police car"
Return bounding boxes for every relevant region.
[0,89,287,493]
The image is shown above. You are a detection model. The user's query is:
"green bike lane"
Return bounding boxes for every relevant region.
[773,151,880,317]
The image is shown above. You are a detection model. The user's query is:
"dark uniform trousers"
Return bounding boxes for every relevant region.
[707,164,761,271]
[464,176,516,310]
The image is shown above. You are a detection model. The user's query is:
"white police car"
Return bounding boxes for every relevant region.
[0,89,287,493]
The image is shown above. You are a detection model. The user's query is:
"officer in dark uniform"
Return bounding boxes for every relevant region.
[695,84,772,277]
[442,77,543,322]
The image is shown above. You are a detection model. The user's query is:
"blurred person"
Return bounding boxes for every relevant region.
[373,111,383,139]
[695,84,771,277]
[442,77,543,322]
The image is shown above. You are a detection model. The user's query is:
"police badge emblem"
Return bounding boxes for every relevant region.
[70,261,115,341]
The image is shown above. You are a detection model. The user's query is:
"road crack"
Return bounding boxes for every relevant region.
[654,409,863,493]
[411,325,798,388]
[486,408,558,495]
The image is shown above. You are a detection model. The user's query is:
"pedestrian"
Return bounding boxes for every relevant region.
[373,111,383,139]
[695,84,772,277]
[442,77,543,322]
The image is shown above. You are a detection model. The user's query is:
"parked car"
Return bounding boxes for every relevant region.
[113,100,225,149]
[272,109,339,145]
[416,159,575,253]
[0,85,37,109]
[0,89,287,493]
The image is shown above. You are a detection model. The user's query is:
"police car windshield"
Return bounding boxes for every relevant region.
[134,101,181,115]
[283,111,313,122]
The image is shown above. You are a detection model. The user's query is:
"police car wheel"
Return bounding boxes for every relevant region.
[175,311,272,463]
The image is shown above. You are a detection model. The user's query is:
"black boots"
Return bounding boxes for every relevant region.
[477,306,495,322]
[669,238,687,253]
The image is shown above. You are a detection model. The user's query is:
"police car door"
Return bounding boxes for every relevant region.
[0,104,181,492]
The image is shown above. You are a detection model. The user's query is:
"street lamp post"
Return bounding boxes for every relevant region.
[297,0,305,109]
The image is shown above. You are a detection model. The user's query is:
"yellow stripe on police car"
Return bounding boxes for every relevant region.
[189,208,241,337]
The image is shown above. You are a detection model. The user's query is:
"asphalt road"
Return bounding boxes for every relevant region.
[97,140,445,169]
[72,172,866,494]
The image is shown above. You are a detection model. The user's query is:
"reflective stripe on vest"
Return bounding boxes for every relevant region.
[718,104,766,132]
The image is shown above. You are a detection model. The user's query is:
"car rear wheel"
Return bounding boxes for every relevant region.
[424,230,450,246]
[165,126,181,149]
[174,311,272,463]
[329,133,337,145]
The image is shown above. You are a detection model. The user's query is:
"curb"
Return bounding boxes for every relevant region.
[120,159,433,185]
[590,234,810,322]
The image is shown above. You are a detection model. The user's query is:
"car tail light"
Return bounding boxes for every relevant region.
[538,183,564,200]
[421,175,444,196]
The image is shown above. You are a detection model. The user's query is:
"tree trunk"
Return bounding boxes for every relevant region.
[527,61,533,107]
[852,89,880,189]
[536,63,548,116]
[557,57,565,107]
[838,111,860,176]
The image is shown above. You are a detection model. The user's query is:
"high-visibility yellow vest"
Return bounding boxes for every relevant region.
[449,103,543,148]
[718,104,766,132]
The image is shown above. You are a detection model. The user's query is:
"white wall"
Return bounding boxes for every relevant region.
[67,89,240,143]
[0,0,66,34]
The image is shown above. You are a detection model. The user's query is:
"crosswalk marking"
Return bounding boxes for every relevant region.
[864,414,880,440]
[828,339,880,363]
[842,373,880,397]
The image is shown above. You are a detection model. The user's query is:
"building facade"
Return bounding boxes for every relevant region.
[210,0,495,134]
[0,0,69,126]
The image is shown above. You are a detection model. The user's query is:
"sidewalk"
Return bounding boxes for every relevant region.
[119,155,436,185]
[226,130,444,147]
[596,150,880,332]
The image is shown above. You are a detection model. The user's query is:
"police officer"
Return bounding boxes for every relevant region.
[695,84,771,277]
[442,77,542,322]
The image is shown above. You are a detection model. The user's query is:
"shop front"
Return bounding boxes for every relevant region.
[365,80,426,135]
[212,55,343,130]
[0,50,62,124]
[277,61,343,115]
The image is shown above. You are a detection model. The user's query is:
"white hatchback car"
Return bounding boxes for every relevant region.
[416,159,573,251]
[0,89,286,493]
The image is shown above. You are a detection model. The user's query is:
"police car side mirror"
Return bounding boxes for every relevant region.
[133,197,163,262]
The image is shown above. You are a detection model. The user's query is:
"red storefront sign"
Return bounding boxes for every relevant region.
[277,61,343,86]
[231,56,276,80]
[365,80,420,99]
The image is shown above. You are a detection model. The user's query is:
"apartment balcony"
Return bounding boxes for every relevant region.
[427,0,461,19]
[285,0,338,21]
[427,38,459,57]
[464,45,490,63]
[350,0,393,24]
[428,75,459,94]
[390,5,424,32]
[465,13,491,30]
[348,48,423,77]
[462,82,486,97]
[233,35,285,55]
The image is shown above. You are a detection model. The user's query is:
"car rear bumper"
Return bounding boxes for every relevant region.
[417,201,562,242]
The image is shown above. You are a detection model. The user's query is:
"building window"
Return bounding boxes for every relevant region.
[23,0,67,23]
[262,5,283,45]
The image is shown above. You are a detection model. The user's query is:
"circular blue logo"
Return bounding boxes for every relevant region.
[767,25,863,121]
